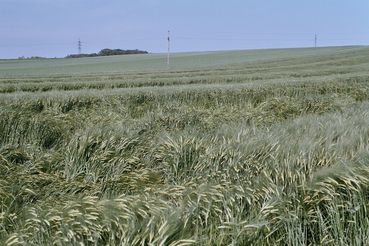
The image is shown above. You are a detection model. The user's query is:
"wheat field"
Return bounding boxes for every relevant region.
[1,46,369,245]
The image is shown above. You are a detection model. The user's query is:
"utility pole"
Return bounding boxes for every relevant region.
[314,34,317,48]
[78,39,82,54]
[167,30,170,67]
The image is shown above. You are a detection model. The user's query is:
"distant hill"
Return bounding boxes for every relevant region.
[66,48,148,58]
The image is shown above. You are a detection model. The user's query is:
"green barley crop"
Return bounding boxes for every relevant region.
[1,46,369,245]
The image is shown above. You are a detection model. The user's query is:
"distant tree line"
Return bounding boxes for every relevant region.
[66,48,148,58]
[18,56,47,60]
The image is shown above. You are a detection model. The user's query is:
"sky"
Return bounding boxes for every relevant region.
[0,0,368,58]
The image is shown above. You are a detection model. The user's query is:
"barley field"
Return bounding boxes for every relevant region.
[1,46,369,245]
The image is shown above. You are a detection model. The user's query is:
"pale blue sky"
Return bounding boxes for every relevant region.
[1,0,368,58]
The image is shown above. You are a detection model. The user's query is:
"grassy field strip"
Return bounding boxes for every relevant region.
[0,73,367,104]
[0,71,365,94]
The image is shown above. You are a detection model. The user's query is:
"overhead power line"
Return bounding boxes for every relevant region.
[0,34,367,48]
[78,39,82,54]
